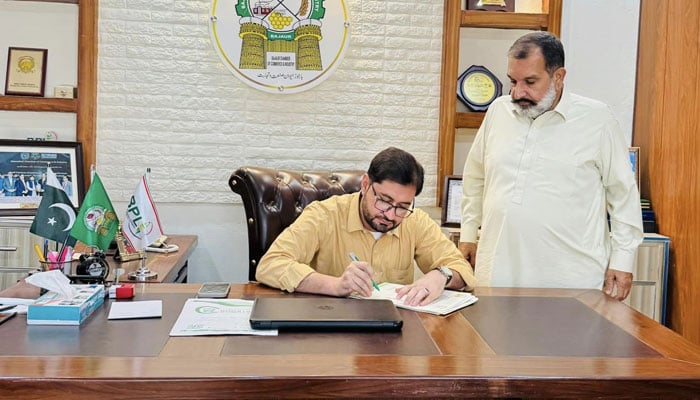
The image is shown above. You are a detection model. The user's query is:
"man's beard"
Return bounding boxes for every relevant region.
[512,80,557,119]
[361,198,398,233]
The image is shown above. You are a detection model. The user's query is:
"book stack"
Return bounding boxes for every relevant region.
[641,198,657,233]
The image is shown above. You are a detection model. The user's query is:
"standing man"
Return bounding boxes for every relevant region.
[460,32,643,300]
[2,172,17,196]
[257,147,477,306]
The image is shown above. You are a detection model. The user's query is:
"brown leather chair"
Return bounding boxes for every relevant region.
[229,166,365,281]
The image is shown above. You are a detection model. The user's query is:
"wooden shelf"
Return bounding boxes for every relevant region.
[0,95,77,113]
[461,10,550,30]
[1,0,97,186]
[437,0,562,204]
[455,111,485,129]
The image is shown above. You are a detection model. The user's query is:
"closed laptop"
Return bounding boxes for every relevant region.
[249,297,403,331]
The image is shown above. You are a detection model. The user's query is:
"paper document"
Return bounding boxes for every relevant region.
[353,282,478,315]
[169,298,277,336]
[108,300,162,320]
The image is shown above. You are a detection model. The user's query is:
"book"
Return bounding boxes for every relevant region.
[352,282,478,316]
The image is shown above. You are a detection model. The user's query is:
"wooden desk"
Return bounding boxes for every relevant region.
[106,234,197,283]
[0,284,699,399]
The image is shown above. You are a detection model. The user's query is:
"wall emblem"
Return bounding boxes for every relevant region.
[210,0,350,94]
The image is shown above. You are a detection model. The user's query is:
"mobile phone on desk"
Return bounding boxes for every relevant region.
[197,283,231,298]
[0,312,17,326]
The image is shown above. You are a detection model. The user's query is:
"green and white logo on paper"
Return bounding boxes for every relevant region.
[210,0,350,94]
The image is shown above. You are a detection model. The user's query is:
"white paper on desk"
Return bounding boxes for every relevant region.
[352,282,478,315]
[169,298,277,336]
[108,300,163,320]
[0,298,36,315]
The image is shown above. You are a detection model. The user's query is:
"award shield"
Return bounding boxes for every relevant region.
[457,65,503,112]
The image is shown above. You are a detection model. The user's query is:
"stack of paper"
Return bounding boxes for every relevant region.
[353,282,478,315]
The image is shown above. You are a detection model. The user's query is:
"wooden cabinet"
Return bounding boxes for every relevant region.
[625,233,670,324]
[0,218,50,290]
[0,0,97,186]
[436,0,562,203]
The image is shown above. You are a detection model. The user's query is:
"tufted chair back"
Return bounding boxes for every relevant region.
[229,166,365,281]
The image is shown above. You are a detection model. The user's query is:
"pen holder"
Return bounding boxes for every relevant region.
[40,260,77,275]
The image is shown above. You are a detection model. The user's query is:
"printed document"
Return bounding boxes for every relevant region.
[353,282,478,315]
[169,298,278,336]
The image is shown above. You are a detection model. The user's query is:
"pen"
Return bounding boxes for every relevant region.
[349,252,381,291]
[0,305,16,312]
[34,244,46,263]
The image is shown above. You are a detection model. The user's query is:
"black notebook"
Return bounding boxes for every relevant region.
[249,297,403,331]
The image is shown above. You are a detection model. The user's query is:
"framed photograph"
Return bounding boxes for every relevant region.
[4,47,48,97]
[440,175,463,227]
[629,147,640,191]
[0,140,84,216]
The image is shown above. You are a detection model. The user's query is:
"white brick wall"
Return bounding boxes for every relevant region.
[98,0,445,207]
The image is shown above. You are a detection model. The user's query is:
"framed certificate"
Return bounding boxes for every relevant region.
[440,175,463,227]
[0,139,84,216]
[4,47,48,97]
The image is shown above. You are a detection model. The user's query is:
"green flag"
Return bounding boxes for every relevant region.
[70,173,119,251]
[29,167,77,246]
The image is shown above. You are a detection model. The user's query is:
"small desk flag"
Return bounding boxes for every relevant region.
[29,167,77,247]
[123,174,164,250]
[70,173,118,251]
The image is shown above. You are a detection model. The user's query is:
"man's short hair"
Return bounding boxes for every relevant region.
[508,31,565,75]
[367,147,424,196]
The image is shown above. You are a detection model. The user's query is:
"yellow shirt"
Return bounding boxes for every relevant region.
[256,192,477,292]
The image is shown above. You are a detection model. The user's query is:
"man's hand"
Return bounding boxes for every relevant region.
[603,268,633,301]
[395,269,447,307]
[458,242,477,269]
[296,261,376,298]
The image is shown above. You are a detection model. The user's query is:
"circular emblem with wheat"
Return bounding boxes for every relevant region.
[209,0,350,94]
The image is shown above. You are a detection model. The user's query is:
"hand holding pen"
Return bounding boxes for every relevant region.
[348,252,380,295]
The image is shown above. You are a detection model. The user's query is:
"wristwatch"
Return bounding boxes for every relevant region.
[436,266,453,287]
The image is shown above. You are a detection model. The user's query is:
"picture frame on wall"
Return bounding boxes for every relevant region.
[441,175,463,228]
[4,47,48,97]
[629,146,640,192]
[0,140,84,216]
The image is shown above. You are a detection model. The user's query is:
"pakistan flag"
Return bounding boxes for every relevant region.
[30,168,77,246]
[70,173,119,251]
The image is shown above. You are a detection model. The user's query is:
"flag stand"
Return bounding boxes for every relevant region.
[114,224,145,262]
[127,251,158,281]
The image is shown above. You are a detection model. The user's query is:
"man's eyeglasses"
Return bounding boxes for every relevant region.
[369,183,414,218]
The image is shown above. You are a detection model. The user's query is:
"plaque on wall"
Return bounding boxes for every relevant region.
[457,65,503,112]
[466,0,514,12]
[4,47,48,97]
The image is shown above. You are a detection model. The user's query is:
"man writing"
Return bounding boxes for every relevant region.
[460,32,643,300]
[256,147,477,306]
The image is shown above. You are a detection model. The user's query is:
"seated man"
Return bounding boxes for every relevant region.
[256,147,478,306]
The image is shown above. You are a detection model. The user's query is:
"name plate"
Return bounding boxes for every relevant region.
[457,65,503,112]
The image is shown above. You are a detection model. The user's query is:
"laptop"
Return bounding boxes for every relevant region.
[249,297,403,331]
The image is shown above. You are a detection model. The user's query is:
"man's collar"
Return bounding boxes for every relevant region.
[551,89,572,120]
